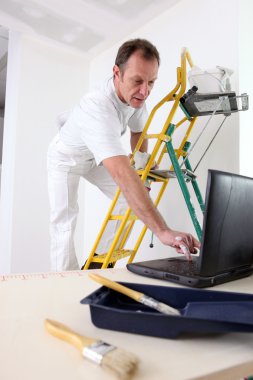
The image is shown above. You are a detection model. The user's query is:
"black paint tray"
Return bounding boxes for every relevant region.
[81,282,253,339]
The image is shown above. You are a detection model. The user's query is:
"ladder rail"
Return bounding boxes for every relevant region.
[131,53,191,157]
[128,177,169,263]
[99,207,132,269]
[137,49,194,183]
[165,124,203,240]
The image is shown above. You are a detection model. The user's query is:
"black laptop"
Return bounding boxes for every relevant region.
[127,170,253,288]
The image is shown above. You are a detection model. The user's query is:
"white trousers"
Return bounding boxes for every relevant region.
[47,136,127,271]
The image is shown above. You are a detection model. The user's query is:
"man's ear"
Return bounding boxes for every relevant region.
[113,64,120,79]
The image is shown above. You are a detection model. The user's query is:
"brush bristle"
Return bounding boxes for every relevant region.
[101,347,139,379]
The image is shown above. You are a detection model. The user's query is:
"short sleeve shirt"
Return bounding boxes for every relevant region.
[59,77,148,165]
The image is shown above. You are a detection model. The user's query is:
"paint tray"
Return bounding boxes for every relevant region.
[81,282,253,339]
[180,91,248,116]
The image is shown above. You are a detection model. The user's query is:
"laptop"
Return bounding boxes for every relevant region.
[127,170,253,288]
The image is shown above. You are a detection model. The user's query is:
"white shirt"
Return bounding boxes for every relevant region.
[59,77,148,165]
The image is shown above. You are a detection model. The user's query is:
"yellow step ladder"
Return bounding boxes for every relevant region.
[82,48,203,269]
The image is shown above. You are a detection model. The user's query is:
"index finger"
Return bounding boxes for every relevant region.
[193,236,201,249]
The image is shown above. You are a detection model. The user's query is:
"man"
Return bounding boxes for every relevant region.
[47,38,200,271]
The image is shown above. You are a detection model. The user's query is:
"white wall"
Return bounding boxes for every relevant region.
[239,0,253,178]
[85,0,241,266]
[0,116,3,163]
[0,31,89,273]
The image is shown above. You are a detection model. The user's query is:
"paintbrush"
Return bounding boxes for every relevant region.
[45,319,139,379]
[89,273,180,316]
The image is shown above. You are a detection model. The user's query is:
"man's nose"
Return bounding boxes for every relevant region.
[139,83,149,97]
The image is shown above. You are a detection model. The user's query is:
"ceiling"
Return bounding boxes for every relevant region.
[0,0,181,112]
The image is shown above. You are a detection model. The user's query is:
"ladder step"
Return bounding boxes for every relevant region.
[110,215,138,221]
[149,169,196,180]
[137,169,169,182]
[91,249,135,263]
[149,169,177,178]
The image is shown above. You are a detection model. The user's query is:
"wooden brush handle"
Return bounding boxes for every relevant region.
[89,273,143,302]
[45,319,95,351]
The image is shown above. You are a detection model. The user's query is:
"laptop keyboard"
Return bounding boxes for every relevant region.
[164,258,199,276]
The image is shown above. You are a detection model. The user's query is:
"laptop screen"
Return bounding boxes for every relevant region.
[199,170,253,276]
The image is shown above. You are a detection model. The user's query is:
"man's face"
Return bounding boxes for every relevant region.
[113,51,159,108]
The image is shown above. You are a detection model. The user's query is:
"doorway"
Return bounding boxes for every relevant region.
[0,25,8,187]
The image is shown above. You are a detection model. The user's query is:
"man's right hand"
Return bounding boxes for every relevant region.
[156,228,200,259]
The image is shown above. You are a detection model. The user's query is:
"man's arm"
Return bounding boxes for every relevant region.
[130,131,147,153]
[103,155,200,254]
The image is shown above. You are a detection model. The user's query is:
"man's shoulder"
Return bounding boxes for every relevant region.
[80,78,121,116]
[85,77,112,99]
[81,89,113,111]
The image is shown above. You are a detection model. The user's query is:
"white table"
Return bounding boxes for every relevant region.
[1,268,253,380]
